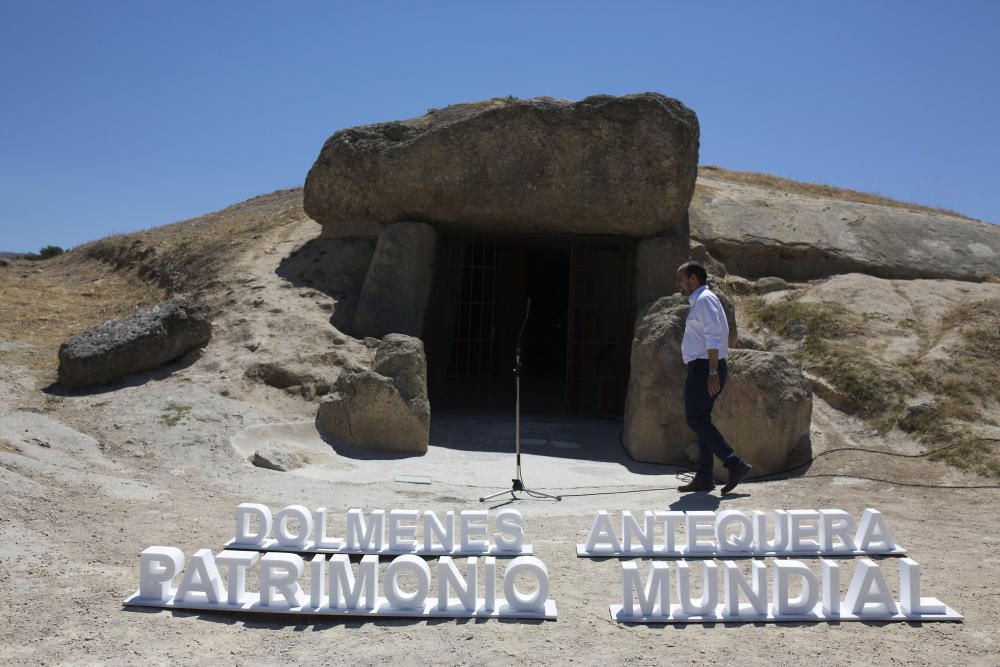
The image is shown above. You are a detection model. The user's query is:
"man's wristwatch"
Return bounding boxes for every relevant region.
[708,368,718,375]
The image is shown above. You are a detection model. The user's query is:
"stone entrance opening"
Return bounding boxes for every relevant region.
[426,232,635,418]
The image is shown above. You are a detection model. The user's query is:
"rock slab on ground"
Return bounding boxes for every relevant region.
[623,294,810,477]
[304,93,700,237]
[316,334,430,453]
[251,441,311,471]
[691,174,1000,281]
[57,297,211,389]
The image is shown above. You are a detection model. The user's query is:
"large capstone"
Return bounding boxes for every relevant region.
[304,93,699,237]
[57,297,211,389]
[622,293,811,477]
[316,334,430,454]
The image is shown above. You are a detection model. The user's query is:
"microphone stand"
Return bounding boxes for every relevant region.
[480,298,562,503]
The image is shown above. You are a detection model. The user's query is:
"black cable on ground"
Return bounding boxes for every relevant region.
[548,433,1000,497]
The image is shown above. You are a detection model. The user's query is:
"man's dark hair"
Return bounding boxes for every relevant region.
[677,261,708,286]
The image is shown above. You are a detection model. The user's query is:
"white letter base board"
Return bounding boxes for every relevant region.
[224,539,532,557]
[577,545,906,558]
[125,591,556,620]
[609,603,962,624]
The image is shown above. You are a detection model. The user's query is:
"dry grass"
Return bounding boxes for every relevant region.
[0,256,165,382]
[699,165,975,220]
[744,297,905,417]
[906,299,1000,476]
[0,187,307,384]
[77,187,306,293]
[743,294,1000,477]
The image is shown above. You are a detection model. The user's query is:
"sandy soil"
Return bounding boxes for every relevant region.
[1,214,998,666]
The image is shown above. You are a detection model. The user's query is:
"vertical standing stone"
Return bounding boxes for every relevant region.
[352,222,437,338]
[634,223,690,311]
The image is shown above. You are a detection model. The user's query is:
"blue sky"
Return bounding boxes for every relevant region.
[1,1,998,252]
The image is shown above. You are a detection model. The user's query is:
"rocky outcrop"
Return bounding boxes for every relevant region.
[691,174,1000,282]
[276,233,377,332]
[251,441,312,471]
[623,295,810,478]
[634,231,690,310]
[57,297,211,389]
[706,350,813,478]
[304,93,700,237]
[316,334,430,454]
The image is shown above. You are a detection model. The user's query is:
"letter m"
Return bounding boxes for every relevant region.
[622,561,670,617]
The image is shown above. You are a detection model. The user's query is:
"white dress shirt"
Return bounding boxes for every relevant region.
[681,284,730,364]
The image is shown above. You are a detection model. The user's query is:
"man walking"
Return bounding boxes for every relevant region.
[675,261,751,494]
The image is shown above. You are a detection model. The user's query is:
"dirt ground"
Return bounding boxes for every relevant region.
[1,362,998,666]
[1,205,998,665]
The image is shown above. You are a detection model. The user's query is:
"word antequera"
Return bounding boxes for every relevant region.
[579,508,906,557]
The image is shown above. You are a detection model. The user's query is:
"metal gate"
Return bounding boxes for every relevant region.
[444,235,498,393]
[565,238,634,416]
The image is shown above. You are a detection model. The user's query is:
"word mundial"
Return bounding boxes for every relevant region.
[579,508,962,624]
[124,504,556,620]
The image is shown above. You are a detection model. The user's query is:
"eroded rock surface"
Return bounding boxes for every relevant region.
[623,294,810,477]
[57,297,211,389]
[305,93,699,237]
[691,175,1000,281]
[315,334,429,453]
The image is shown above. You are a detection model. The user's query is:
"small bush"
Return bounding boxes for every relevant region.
[24,245,65,261]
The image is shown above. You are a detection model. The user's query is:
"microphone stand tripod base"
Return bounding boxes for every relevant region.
[479,300,562,504]
[479,477,562,503]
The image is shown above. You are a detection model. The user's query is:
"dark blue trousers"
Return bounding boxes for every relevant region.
[684,358,741,481]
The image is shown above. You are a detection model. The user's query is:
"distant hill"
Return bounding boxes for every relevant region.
[0,251,24,259]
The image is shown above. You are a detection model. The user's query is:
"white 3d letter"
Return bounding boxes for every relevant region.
[622,511,655,553]
[723,560,767,617]
[346,509,385,551]
[233,503,272,547]
[503,556,549,612]
[493,508,525,553]
[438,556,478,611]
[752,510,789,554]
[175,548,224,604]
[214,550,260,605]
[275,505,313,548]
[855,509,896,552]
[423,511,455,553]
[844,559,896,617]
[460,510,490,553]
[384,555,431,610]
[584,511,622,554]
[329,554,378,610]
[787,510,821,553]
[715,510,754,553]
[388,510,420,551]
[773,560,818,617]
[685,512,717,555]
[259,553,304,608]
[138,546,185,601]
[898,558,946,615]
[819,509,856,553]
[622,561,670,617]
[820,559,840,618]
[676,560,718,615]
[313,507,344,550]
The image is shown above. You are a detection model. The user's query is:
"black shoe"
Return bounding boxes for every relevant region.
[721,461,752,495]
[678,478,715,493]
